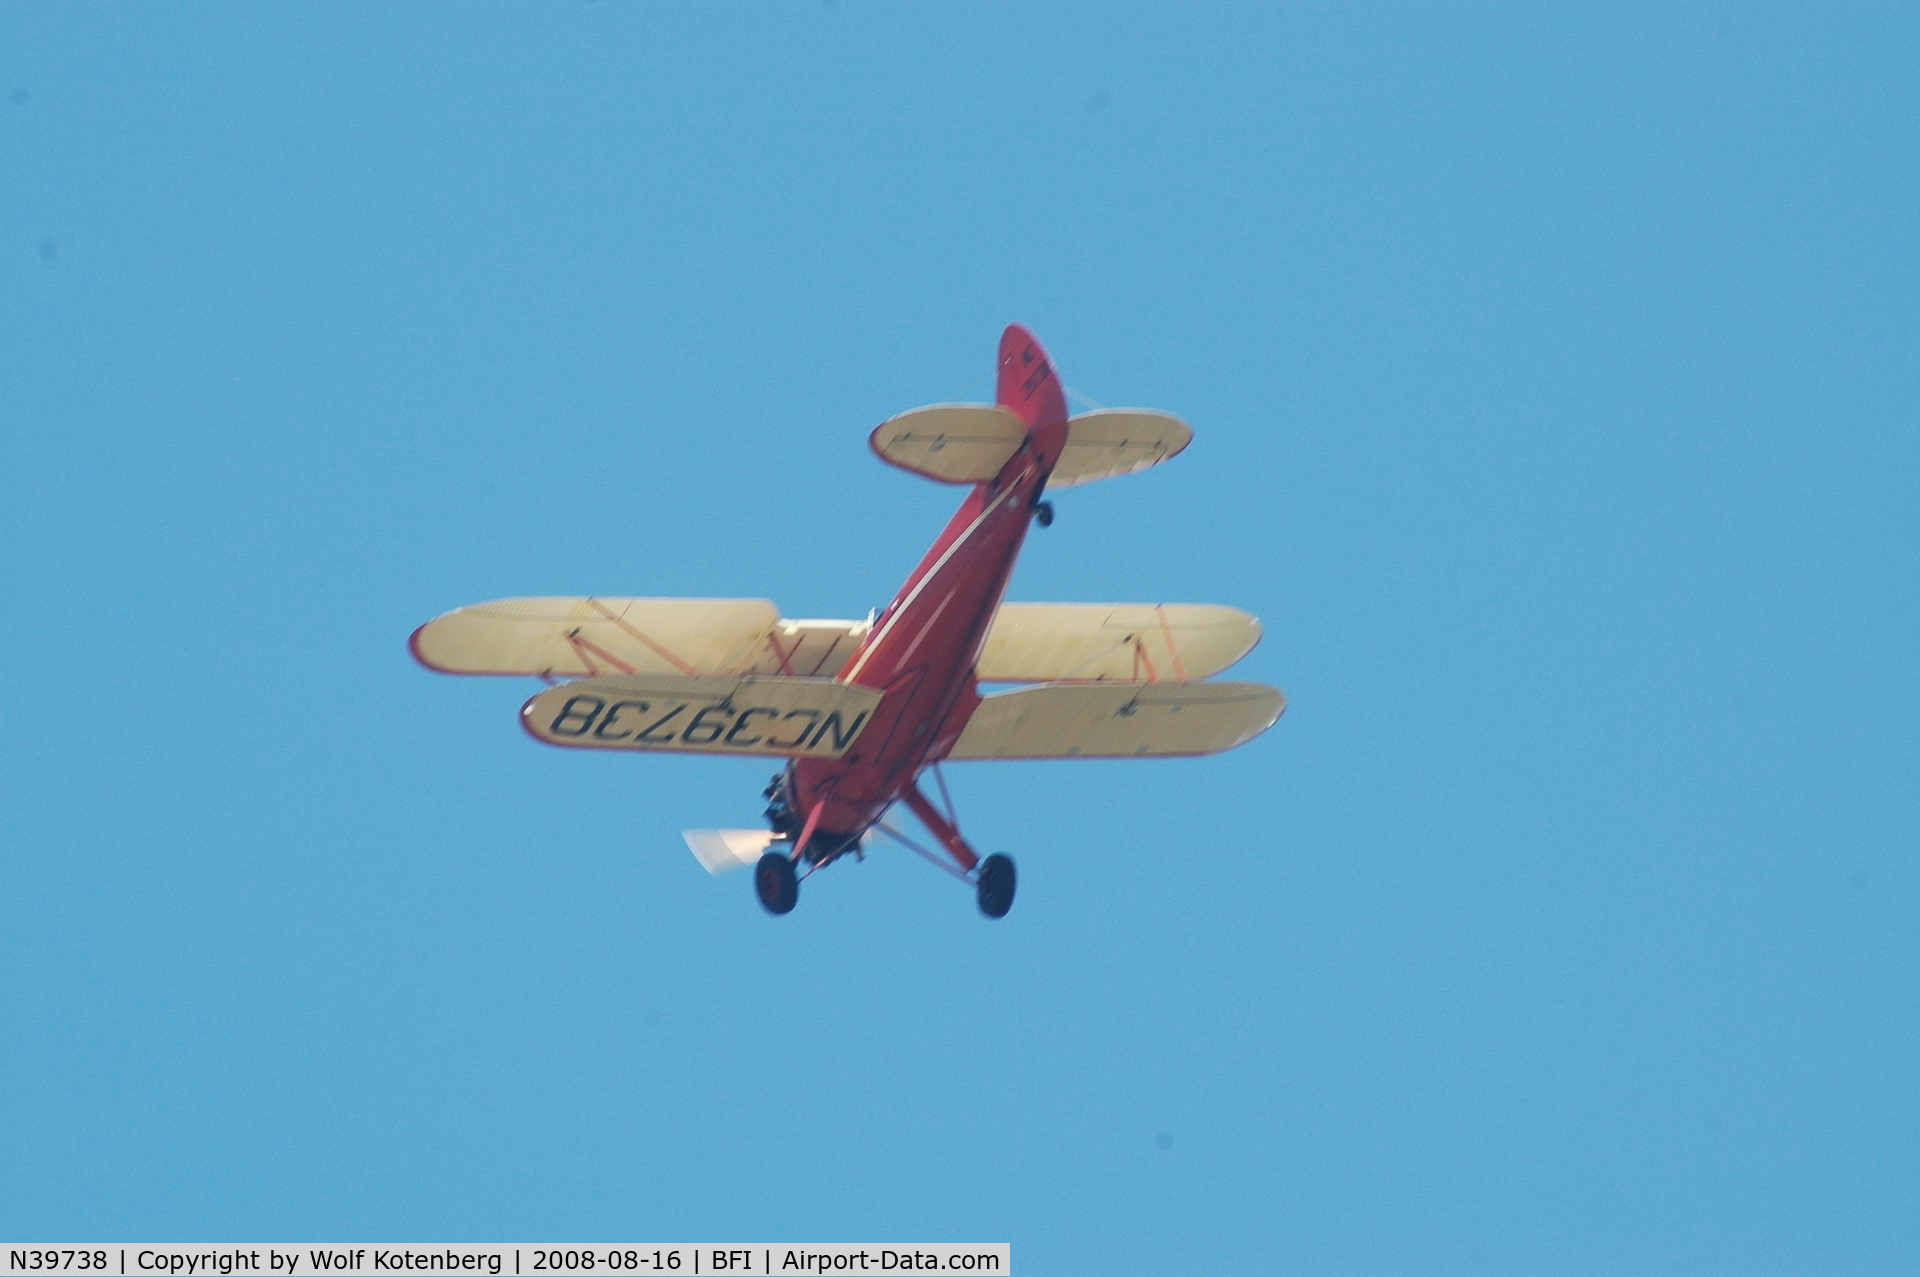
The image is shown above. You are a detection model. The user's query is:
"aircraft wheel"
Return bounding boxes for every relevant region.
[1032,501,1054,528]
[755,851,799,915]
[976,853,1016,919]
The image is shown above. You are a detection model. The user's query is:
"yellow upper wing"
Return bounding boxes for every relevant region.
[947,681,1284,759]
[979,603,1259,683]
[412,598,1259,684]
[410,597,867,680]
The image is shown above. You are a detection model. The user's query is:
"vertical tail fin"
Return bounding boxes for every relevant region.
[996,324,1069,431]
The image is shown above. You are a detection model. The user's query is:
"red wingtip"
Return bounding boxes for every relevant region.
[408,622,445,672]
[996,323,1068,431]
[519,694,553,745]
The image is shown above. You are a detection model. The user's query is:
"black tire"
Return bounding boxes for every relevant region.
[754,851,799,915]
[1033,501,1054,528]
[976,853,1016,919]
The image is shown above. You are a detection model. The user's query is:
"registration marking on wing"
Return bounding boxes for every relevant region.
[521,674,882,759]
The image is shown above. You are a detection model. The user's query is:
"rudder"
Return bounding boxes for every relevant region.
[996,323,1069,431]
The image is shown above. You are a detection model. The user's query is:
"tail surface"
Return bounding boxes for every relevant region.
[872,325,1185,485]
[996,323,1069,431]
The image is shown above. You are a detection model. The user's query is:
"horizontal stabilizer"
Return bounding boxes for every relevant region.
[684,828,778,875]
[980,603,1259,683]
[947,680,1284,760]
[1050,410,1192,487]
[870,404,1027,483]
[521,673,882,759]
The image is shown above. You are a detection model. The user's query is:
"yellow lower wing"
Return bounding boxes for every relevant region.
[521,674,882,760]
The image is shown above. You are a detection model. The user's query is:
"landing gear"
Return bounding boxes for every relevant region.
[1032,500,1054,528]
[754,851,798,915]
[895,775,1016,918]
[762,768,799,838]
[976,853,1016,919]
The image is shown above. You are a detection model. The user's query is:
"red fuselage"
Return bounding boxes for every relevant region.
[787,324,1069,855]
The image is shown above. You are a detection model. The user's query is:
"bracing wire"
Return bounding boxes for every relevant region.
[873,821,974,884]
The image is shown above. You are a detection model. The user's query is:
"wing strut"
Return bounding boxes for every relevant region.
[871,820,973,883]
[930,763,958,827]
[1155,606,1189,682]
[902,779,980,873]
[1133,638,1158,682]
[566,629,636,675]
[585,597,700,676]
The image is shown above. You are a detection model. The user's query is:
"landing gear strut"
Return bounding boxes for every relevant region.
[754,851,798,915]
[976,853,1017,919]
[899,774,1019,920]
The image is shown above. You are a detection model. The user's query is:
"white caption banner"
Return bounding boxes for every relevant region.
[1,1248,1008,1277]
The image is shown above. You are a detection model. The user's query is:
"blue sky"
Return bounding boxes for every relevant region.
[3,4,1915,1271]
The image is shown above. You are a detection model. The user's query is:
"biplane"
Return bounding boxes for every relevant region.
[410,325,1284,918]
